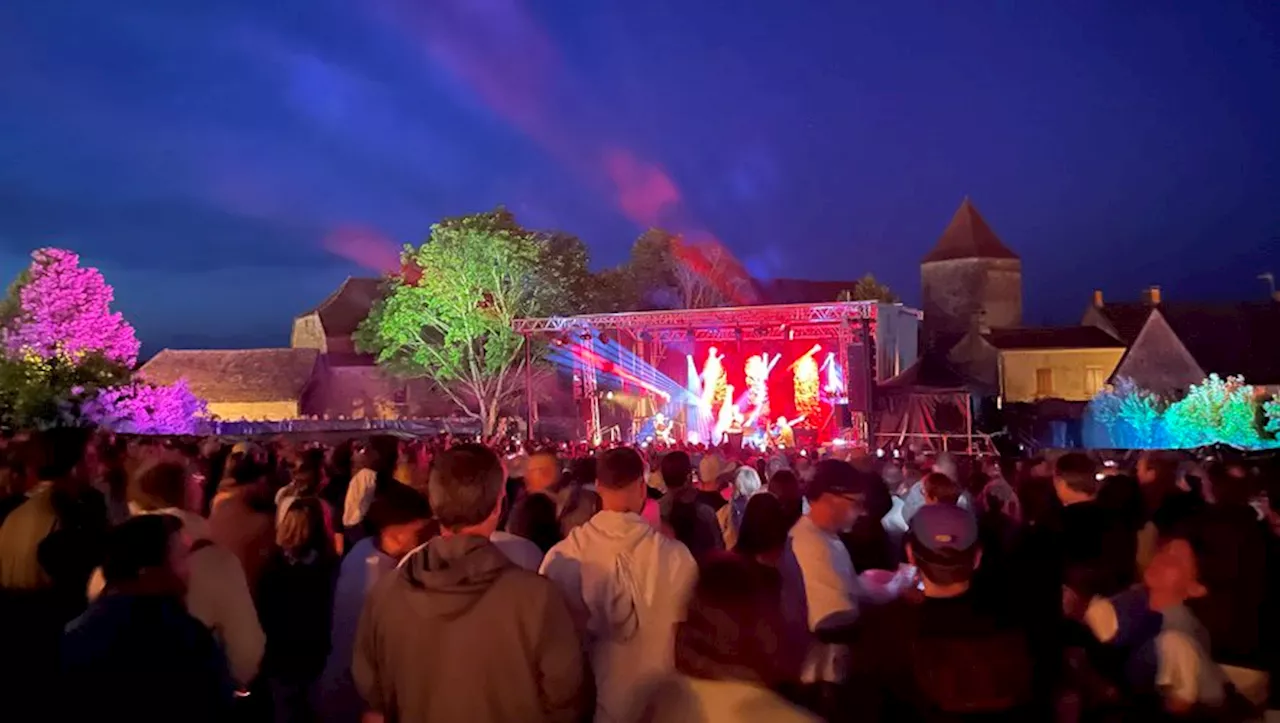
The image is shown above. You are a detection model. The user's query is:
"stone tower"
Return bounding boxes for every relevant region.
[920,198,1022,351]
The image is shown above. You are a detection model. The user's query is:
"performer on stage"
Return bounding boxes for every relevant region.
[772,415,802,449]
[652,412,674,444]
[726,408,745,449]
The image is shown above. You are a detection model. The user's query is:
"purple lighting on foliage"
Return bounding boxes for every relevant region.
[4,248,141,366]
[80,379,208,435]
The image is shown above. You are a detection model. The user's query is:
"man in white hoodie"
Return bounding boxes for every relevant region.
[86,461,265,689]
[541,447,698,723]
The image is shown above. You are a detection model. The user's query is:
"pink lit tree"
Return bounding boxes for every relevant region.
[0,248,206,432]
[2,248,140,365]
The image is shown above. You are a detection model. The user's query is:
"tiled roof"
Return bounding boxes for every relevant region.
[984,326,1127,351]
[921,197,1019,263]
[140,348,321,403]
[300,277,383,338]
[1099,301,1280,384]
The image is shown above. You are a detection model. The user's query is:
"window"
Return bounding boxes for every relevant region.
[1035,368,1054,397]
[1085,367,1106,396]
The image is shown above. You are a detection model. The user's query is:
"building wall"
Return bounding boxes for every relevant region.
[290,314,327,352]
[207,401,300,421]
[920,257,1022,349]
[318,366,405,419]
[873,304,920,381]
[999,348,1125,403]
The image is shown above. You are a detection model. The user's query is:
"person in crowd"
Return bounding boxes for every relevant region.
[542,446,698,723]
[318,483,433,723]
[922,471,963,506]
[526,450,564,496]
[624,553,819,723]
[491,511,548,571]
[658,450,724,558]
[61,514,236,723]
[508,482,563,548]
[86,461,265,688]
[733,492,792,567]
[839,464,898,573]
[766,468,805,530]
[780,459,910,717]
[845,503,1034,721]
[0,428,108,717]
[1135,452,1204,571]
[901,454,972,525]
[342,437,397,536]
[558,456,604,536]
[275,448,331,528]
[209,451,277,594]
[718,464,763,549]
[1081,533,1228,719]
[258,496,340,723]
[355,444,588,723]
[1186,462,1270,712]
[696,453,731,512]
[1054,452,1137,600]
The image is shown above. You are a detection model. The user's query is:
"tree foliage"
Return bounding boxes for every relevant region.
[356,208,568,434]
[838,273,899,303]
[603,228,754,311]
[0,248,205,432]
[1164,374,1264,449]
[1086,377,1167,448]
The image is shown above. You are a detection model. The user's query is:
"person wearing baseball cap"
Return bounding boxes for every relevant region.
[845,503,1034,719]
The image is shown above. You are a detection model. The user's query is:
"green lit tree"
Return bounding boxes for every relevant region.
[1164,374,1264,449]
[1264,395,1280,439]
[355,208,571,435]
[837,273,899,303]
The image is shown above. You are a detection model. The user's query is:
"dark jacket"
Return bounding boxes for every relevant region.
[257,550,338,681]
[659,487,725,558]
[61,593,236,723]
[354,534,589,723]
[1187,504,1269,669]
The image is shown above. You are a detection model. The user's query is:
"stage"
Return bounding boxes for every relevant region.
[514,301,920,447]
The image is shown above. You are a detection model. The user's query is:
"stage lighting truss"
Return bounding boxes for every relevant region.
[512,301,877,337]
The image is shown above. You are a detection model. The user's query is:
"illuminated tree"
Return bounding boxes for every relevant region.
[1263,395,1280,439]
[1086,377,1167,448]
[2,248,140,365]
[356,209,570,435]
[1164,374,1264,449]
[616,228,754,310]
[0,248,205,432]
[838,273,899,303]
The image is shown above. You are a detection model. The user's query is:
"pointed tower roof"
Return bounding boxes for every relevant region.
[921,197,1019,263]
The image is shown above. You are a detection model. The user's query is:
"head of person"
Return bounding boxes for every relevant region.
[366,483,433,558]
[427,444,505,537]
[698,453,726,491]
[660,450,693,491]
[1137,450,1180,489]
[276,497,334,560]
[733,493,790,564]
[675,553,796,686]
[596,447,647,513]
[1143,533,1207,605]
[568,456,597,488]
[508,491,562,553]
[524,450,561,494]
[922,472,962,506]
[732,465,762,501]
[907,504,981,594]
[767,468,801,502]
[1053,452,1100,505]
[128,461,201,515]
[27,427,92,486]
[290,447,328,496]
[1205,460,1253,507]
[101,514,190,598]
[932,453,958,482]
[804,459,864,533]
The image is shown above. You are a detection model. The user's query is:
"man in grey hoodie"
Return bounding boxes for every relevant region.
[353,444,590,723]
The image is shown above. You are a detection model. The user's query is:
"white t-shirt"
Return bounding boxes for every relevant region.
[342,468,378,528]
[782,515,861,683]
[540,510,698,723]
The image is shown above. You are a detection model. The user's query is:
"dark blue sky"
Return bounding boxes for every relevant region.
[2,1,1277,355]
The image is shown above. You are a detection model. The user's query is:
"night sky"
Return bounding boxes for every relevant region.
[2,1,1277,357]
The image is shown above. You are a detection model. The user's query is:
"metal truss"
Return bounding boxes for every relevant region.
[513,301,878,335]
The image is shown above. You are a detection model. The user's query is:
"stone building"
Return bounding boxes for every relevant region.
[920,198,1022,352]
[140,348,323,420]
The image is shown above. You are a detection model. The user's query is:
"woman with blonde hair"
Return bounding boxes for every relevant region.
[718,465,762,550]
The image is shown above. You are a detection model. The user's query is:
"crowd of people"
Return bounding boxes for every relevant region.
[0,428,1277,722]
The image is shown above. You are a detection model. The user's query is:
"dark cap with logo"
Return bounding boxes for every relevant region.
[908,503,979,555]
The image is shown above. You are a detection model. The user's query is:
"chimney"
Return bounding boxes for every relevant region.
[1142,285,1162,306]
[1092,289,1104,308]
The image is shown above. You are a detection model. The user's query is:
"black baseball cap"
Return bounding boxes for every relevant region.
[908,504,979,556]
[805,459,864,501]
